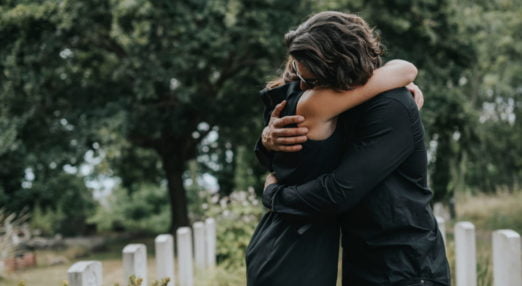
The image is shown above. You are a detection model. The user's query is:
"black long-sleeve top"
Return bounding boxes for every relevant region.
[255,87,450,286]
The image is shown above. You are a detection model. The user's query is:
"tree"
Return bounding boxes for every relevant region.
[454,0,522,192]
[1,0,312,231]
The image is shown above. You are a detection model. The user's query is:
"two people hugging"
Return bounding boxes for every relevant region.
[246,11,450,286]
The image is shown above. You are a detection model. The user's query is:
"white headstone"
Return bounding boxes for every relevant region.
[455,221,477,286]
[155,234,175,286]
[21,223,31,240]
[5,223,19,245]
[436,216,446,244]
[67,261,103,286]
[193,222,206,270]
[177,227,194,286]
[123,243,147,286]
[205,218,216,268]
[492,230,522,286]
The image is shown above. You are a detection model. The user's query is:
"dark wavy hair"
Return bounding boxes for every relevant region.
[271,11,384,90]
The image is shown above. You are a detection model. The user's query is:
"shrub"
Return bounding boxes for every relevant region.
[203,187,264,269]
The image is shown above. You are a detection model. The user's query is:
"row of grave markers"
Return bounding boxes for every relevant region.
[436,218,522,286]
[67,217,521,286]
[67,218,216,286]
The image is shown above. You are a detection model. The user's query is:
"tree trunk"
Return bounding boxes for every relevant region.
[432,133,458,220]
[448,196,457,220]
[160,152,190,233]
[432,134,452,203]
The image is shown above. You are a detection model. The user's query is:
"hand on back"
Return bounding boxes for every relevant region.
[261,100,309,152]
[406,83,424,110]
[261,83,424,152]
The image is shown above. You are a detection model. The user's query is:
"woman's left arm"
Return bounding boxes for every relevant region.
[297,60,418,121]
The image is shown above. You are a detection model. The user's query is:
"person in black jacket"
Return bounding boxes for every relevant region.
[246,12,421,286]
[255,12,451,286]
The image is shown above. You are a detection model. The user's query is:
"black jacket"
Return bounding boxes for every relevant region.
[255,87,451,286]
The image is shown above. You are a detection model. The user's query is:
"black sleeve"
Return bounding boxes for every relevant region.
[262,96,416,216]
[253,89,276,171]
[254,137,274,172]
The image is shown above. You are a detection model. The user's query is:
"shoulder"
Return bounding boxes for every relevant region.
[346,87,420,132]
[360,87,417,115]
[259,81,301,108]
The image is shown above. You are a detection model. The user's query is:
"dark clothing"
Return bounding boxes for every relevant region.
[257,87,451,286]
[246,82,342,286]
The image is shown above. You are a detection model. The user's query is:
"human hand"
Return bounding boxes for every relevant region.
[261,100,308,152]
[406,83,424,110]
[264,172,278,189]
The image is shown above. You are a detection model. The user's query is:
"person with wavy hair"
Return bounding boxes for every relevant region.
[246,11,450,286]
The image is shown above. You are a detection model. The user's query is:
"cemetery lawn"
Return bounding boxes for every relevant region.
[446,191,522,286]
[1,237,155,286]
[1,236,247,286]
[1,191,521,286]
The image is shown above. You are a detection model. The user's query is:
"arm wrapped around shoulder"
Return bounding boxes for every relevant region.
[264,93,417,216]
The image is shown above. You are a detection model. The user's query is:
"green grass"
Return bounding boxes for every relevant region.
[445,191,522,286]
[457,191,522,234]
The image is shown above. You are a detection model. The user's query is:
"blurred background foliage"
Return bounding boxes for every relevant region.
[0,0,520,264]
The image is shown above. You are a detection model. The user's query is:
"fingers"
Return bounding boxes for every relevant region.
[406,83,416,95]
[272,127,308,137]
[261,124,307,152]
[273,115,305,128]
[416,93,424,110]
[271,100,287,118]
[412,90,420,106]
[406,83,424,110]
[264,103,308,152]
